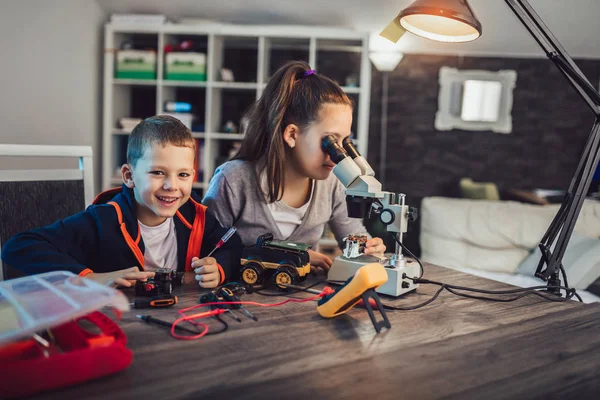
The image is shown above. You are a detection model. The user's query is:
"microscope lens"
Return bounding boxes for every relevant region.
[342,137,360,159]
[322,135,347,164]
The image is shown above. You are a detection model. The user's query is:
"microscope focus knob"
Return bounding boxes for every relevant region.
[407,207,419,222]
[379,209,395,225]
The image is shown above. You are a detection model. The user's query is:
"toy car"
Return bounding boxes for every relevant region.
[240,233,311,287]
[135,268,185,297]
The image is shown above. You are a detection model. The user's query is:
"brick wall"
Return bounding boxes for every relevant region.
[365,54,600,255]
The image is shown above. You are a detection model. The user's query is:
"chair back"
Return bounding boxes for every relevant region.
[0,144,94,280]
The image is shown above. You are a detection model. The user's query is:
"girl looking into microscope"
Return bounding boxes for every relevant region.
[203,61,385,273]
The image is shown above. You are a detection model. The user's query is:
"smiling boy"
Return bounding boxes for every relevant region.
[1,115,241,288]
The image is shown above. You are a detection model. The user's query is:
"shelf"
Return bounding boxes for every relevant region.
[210,82,259,90]
[103,24,370,191]
[342,86,360,94]
[162,80,208,88]
[317,38,363,53]
[113,79,157,86]
[208,133,245,140]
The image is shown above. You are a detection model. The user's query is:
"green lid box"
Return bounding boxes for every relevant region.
[165,52,206,81]
[115,50,157,80]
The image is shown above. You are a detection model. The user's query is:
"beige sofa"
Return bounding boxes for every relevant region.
[420,197,600,302]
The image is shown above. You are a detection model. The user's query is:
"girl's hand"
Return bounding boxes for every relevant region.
[308,249,333,273]
[364,237,386,256]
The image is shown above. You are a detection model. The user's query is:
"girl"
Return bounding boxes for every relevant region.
[202,61,385,271]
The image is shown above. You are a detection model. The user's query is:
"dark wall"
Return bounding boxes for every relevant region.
[365,54,600,255]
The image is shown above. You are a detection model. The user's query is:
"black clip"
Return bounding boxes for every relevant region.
[361,289,391,333]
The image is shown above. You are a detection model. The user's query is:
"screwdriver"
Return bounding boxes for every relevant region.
[217,287,258,321]
[137,315,199,334]
[217,287,257,321]
[206,226,237,258]
[199,291,242,322]
[131,294,178,309]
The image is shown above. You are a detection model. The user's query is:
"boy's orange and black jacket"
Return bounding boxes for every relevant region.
[1,185,242,283]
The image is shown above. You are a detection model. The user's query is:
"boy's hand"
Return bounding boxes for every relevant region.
[364,237,386,256]
[308,249,332,274]
[192,257,220,288]
[85,267,155,288]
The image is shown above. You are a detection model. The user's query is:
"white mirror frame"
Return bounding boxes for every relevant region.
[435,66,517,134]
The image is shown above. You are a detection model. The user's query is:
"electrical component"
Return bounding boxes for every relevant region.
[317,263,391,333]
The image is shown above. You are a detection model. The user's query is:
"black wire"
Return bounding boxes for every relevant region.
[383,285,446,311]
[205,314,229,335]
[443,285,577,303]
[391,232,424,279]
[416,277,554,294]
[560,265,570,288]
[532,252,580,301]
[253,280,327,297]
[388,232,583,306]
[416,276,581,299]
[558,266,583,302]
[413,277,582,303]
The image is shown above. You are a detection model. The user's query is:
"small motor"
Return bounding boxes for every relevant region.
[342,233,368,259]
[135,268,184,297]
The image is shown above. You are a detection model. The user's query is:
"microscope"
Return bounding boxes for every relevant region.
[322,135,419,296]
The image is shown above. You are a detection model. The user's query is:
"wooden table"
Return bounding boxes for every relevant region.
[31,264,600,399]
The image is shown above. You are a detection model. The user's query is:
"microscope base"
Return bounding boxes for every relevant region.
[327,254,419,297]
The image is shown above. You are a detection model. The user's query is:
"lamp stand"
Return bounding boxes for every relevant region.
[379,71,390,187]
[507,0,600,293]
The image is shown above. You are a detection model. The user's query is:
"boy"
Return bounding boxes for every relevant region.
[1,115,241,288]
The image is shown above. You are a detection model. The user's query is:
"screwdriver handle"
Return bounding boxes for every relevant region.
[199,292,226,308]
[217,287,240,308]
[217,287,257,321]
[134,294,178,309]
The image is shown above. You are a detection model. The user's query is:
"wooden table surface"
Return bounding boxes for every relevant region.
[30,263,600,400]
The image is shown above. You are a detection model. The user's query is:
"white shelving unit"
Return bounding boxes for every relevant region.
[103,23,372,192]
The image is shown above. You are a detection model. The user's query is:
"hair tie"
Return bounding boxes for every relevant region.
[303,69,316,77]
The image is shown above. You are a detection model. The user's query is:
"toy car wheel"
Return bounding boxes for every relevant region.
[273,264,299,288]
[241,261,264,285]
[163,281,172,294]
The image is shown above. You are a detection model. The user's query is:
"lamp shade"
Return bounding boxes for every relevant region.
[398,0,482,43]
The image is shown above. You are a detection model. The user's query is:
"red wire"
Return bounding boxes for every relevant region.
[171,309,228,340]
[170,292,326,340]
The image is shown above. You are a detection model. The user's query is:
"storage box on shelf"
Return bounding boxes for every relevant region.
[115,49,157,80]
[103,23,372,210]
[165,52,206,81]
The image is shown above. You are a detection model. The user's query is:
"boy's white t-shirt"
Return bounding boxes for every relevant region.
[139,217,178,271]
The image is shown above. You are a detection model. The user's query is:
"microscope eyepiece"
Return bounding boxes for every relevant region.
[322,135,348,164]
[342,137,360,159]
